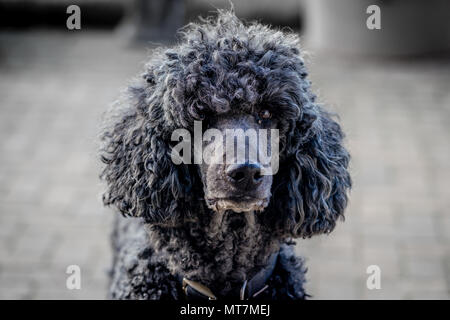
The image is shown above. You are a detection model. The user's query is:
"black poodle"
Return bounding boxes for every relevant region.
[100,10,351,300]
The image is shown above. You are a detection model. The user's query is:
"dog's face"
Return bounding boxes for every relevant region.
[198,112,277,213]
[101,11,351,237]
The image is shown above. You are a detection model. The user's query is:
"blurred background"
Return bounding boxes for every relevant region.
[0,0,449,299]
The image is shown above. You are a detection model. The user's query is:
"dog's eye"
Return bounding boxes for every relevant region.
[195,109,205,120]
[260,110,272,119]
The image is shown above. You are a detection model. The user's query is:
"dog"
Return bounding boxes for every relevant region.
[100,10,351,300]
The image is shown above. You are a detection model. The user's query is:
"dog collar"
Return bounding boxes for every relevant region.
[180,251,278,300]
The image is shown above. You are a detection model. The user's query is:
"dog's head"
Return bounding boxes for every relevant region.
[100,11,351,238]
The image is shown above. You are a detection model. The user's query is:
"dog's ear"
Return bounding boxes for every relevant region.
[100,80,198,226]
[270,101,351,238]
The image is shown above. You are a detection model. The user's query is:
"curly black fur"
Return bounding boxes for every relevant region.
[100,10,351,300]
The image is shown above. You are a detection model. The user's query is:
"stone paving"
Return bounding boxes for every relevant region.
[0,30,449,299]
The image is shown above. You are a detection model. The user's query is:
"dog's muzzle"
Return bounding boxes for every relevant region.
[206,197,270,213]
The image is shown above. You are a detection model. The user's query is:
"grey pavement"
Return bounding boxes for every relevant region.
[0,30,449,299]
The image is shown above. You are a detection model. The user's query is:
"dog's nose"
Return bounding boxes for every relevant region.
[226,163,263,189]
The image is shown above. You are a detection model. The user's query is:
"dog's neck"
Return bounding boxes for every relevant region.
[146,210,280,296]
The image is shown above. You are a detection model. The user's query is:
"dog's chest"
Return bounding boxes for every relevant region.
[148,216,279,296]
